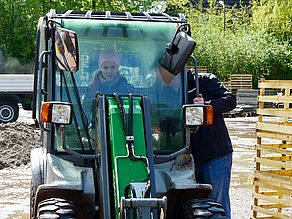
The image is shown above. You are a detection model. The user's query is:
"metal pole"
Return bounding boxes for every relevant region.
[219,1,226,31]
[223,6,226,31]
[191,55,200,97]
[92,0,96,10]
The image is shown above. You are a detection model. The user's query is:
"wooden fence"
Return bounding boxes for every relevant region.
[251,79,292,219]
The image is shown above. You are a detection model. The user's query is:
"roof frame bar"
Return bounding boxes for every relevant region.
[48,9,186,23]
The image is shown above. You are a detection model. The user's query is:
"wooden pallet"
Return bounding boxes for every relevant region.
[224,74,253,90]
[198,66,208,73]
[187,65,208,73]
[252,79,292,219]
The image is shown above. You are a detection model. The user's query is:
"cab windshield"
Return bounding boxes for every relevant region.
[54,19,184,153]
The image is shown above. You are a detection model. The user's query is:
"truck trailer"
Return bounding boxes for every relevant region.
[0,74,34,123]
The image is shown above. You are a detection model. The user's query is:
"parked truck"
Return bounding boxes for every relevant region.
[30,9,226,219]
[0,74,34,123]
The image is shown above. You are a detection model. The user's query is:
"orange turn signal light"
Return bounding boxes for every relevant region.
[41,102,52,123]
[205,105,213,126]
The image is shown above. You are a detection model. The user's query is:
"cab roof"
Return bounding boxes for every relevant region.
[47,9,187,23]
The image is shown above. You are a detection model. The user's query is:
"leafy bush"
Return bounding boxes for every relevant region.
[166,0,292,87]
[193,31,292,86]
[252,0,292,43]
[0,0,155,71]
[0,0,291,82]
[0,57,34,74]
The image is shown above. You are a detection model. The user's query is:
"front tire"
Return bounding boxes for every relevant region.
[36,198,76,219]
[184,198,227,219]
[30,180,36,219]
[0,101,19,123]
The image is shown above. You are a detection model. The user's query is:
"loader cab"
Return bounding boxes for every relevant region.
[30,10,223,219]
[33,10,188,157]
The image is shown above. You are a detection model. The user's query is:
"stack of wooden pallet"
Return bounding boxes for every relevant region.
[252,79,292,218]
[224,74,253,90]
[197,66,208,73]
[187,66,208,73]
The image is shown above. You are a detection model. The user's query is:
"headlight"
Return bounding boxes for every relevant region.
[185,106,204,126]
[182,104,213,127]
[41,102,72,125]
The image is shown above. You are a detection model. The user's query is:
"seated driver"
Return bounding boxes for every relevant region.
[90,50,134,94]
[87,50,135,145]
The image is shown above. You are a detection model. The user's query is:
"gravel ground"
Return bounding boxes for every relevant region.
[227,116,257,219]
[0,109,257,219]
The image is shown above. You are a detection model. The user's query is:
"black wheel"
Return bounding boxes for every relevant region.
[184,198,227,219]
[36,198,76,219]
[0,101,19,123]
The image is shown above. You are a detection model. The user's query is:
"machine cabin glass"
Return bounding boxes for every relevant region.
[53,18,185,153]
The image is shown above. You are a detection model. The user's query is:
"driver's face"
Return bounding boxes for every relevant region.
[101,61,119,81]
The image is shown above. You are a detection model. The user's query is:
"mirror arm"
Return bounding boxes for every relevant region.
[171,23,191,44]
[47,19,64,28]
[166,23,191,56]
[190,55,200,97]
[38,51,50,132]
[185,126,199,148]
[185,128,191,149]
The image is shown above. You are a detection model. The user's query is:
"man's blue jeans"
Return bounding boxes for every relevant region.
[195,153,232,219]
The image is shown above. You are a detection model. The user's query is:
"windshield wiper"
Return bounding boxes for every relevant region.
[61,71,93,151]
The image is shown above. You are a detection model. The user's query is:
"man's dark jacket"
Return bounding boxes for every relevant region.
[188,73,236,164]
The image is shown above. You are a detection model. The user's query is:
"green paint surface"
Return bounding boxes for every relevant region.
[107,97,148,218]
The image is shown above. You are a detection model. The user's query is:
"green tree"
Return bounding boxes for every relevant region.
[164,0,292,84]
[0,0,36,60]
[0,0,155,72]
[252,0,292,42]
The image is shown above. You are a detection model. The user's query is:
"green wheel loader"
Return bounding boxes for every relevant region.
[30,10,227,219]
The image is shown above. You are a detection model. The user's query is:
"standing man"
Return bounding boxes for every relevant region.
[188,72,236,219]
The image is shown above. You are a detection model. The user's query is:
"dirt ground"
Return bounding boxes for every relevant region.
[0,122,41,169]
[0,108,257,219]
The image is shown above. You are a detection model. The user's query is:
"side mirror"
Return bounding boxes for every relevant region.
[182,104,213,127]
[160,30,196,76]
[55,28,79,73]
